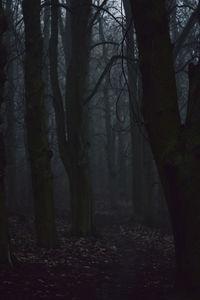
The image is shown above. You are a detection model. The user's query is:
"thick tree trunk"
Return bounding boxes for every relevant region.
[49,0,93,235]
[22,0,56,248]
[131,0,200,295]
[68,162,92,235]
[123,0,155,224]
[65,0,93,235]
[5,0,17,213]
[0,1,13,267]
[123,0,143,220]
[0,132,11,268]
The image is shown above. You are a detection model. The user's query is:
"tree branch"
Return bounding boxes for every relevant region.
[41,1,72,13]
[90,41,119,51]
[84,55,129,105]
[88,0,107,29]
[174,2,200,60]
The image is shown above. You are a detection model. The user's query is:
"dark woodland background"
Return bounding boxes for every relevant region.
[0,0,200,299]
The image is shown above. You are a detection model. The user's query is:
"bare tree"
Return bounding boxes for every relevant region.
[131,0,200,295]
[49,0,93,235]
[0,0,13,267]
[22,0,56,248]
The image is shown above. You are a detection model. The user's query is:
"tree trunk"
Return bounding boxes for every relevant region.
[68,162,92,235]
[98,17,118,210]
[49,0,93,235]
[123,0,151,223]
[49,0,69,170]
[0,1,13,267]
[131,0,200,295]
[5,0,17,213]
[22,0,56,248]
[66,0,93,235]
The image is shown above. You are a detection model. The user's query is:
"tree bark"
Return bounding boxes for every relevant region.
[5,0,17,213]
[130,0,200,295]
[49,0,69,170]
[49,0,93,235]
[65,0,93,235]
[123,0,159,225]
[98,16,118,210]
[0,0,13,268]
[123,0,145,221]
[22,0,56,248]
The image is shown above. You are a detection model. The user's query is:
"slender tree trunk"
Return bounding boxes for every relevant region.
[49,0,69,170]
[0,1,13,267]
[123,0,148,222]
[98,17,118,210]
[5,0,17,213]
[43,1,51,105]
[124,0,163,224]
[22,0,56,248]
[43,1,56,154]
[49,0,93,235]
[131,0,200,295]
[58,2,71,74]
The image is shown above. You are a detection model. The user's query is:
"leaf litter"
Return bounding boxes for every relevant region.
[0,214,175,300]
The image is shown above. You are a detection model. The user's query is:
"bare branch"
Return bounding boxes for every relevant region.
[41,1,72,13]
[168,4,195,15]
[88,0,107,29]
[90,41,119,51]
[91,4,124,28]
[84,55,130,105]
[174,2,200,60]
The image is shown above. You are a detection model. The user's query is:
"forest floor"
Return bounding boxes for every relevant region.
[0,214,176,300]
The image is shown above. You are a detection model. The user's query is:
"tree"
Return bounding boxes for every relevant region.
[49,0,93,235]
[98,15,118,209]
[0,0,13,267]
[22,0,56,248]
[4,0,17,213]
[130,0,200,296]
[123,0,167,226]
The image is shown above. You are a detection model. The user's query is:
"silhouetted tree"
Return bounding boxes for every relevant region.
[22,0,56,248]
[0,0,13,267]
[131,0,200,296]
[49,0,93,235]
[4,0,17,212]
[123,0,166,226]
